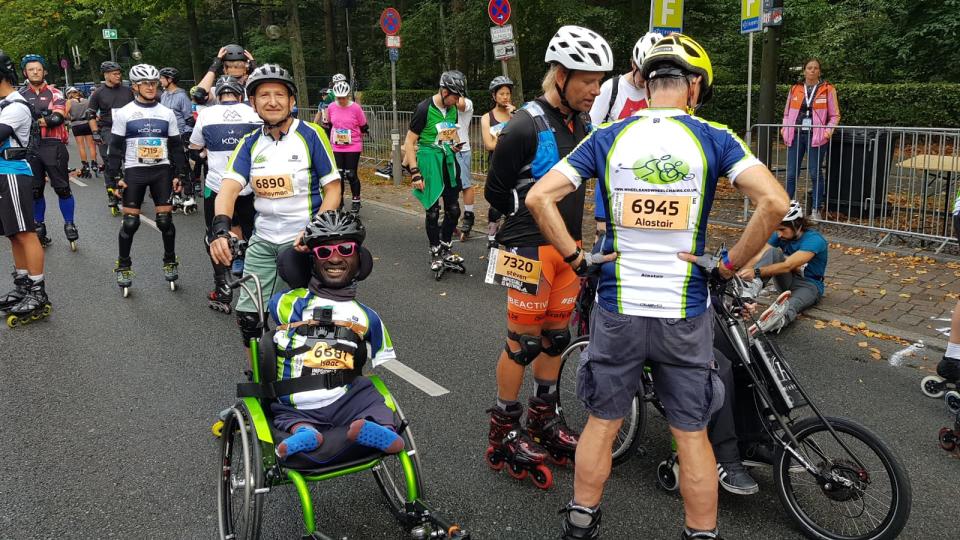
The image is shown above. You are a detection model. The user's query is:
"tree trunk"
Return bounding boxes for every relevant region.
[286,0,310,108]
[324,0,336,75]
[184,0,203,80]
[451,0,466,70]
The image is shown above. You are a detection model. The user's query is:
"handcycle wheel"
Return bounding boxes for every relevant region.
[656,457,679,492]
[217,404,265,540]
[372,401,425,519]
[773,416,912,540]
[557,336,645,466]
[920,375,945,398]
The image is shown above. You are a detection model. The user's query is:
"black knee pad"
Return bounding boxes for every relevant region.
[155,212,174,232]
[506,330,542,366]
[344,169,358,182]
[121,213,141,235]
[237,311,264,345]
[488,207,503,222]
[938,356,960,381]
[444,201,461,223]
[541,328,571,356]
[425,205,441,222]
[54,186,72,199]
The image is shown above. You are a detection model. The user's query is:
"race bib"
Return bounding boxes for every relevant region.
[334,128,352,145]
[436,122,460,145]
[614,193,693,231]
[484,247,541,295]
[302,342,355,371]
[135,138,167,163]
[251,174,294,199]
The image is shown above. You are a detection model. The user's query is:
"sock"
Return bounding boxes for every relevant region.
[346,419,404,453]
[28,274,43,283]
[946,342,960,360]
[496,397,520,413]
[464,204,474,212]
[276,425,324,459]
[58,195,76,222]
[34,198,46,223]
[534,378,557,397]
[567,502,599,527]
[15,269,27,277]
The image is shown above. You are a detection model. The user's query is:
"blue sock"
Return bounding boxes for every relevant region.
[34,198,46,223]
[58,196,76,223]
[276,425,324,459]
[347,419,404,453]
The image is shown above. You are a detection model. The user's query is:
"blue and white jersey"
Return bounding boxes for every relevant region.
[189,102,261,194]
[110,100,180,170]
[222,119,339,244]
[554,108,762,319]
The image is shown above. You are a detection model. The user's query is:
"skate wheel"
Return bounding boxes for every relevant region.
[921,375,946,398]
[42,304,51,317]
[507,462,528,480]
[212,420,224,438]
[656,460,679,492]
[122,287,130,298]
[946,391,960,414]
[485,446,505,471]
[939,427,957,451]
[6,314,18,328]
[169,281,177,291]
[456,266,466,274]
[548,454,570,467]
[70,241,77,252]
[530,464,553,489]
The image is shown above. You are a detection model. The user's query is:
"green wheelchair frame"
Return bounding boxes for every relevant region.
[216,274,468,540]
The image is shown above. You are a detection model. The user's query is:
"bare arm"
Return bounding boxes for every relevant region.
[527,170,583,260]
[402,130,419,170]
[726,165,791,270]
[480,113,497,152]
[319,180,342,212]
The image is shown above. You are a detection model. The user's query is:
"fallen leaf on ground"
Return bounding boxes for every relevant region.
[899,293,911,298]
[857,341,868,348]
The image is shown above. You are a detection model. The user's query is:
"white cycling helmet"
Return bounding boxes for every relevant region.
[129,64,160,83]
[632,32,664,68]
[331,73,347,84]
[784,200,804,222]
[544,25,613,72]
[332,81,351,98]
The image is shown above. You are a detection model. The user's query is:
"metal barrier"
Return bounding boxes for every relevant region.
[734,124,960,252]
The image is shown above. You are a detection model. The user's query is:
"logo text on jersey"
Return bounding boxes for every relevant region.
[626,154,694,185]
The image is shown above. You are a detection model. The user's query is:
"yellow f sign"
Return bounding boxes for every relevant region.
[651,0,684,34]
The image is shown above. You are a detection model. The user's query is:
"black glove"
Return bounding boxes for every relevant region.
[208,57,223,74]
[210,214,232,241]
[92,131,103,144]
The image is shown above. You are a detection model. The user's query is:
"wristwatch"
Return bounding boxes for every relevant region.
[563,247,581,264]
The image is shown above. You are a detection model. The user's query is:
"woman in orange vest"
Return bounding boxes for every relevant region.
[781,58,840,221]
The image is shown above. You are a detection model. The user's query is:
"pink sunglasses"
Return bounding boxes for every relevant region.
[311,241,357,260]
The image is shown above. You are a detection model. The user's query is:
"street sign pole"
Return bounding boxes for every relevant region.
[107,24,116,62]
[391,56,401,187]
[743,31,754,220]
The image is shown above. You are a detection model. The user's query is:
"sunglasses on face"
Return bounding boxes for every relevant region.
[311,241,357,260]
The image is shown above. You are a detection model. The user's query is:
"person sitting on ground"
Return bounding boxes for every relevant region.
[739,200,829,334]
[265,210,403,463]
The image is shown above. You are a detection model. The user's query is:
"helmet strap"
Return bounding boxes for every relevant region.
[555,67,577,117]
[263,112,292,130]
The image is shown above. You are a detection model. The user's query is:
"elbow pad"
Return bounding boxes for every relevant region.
[45,112,65,128]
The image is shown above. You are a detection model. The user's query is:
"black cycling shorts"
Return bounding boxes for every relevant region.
[0,174,35,237]
[28,141,70,191]
[334,151,361,171]
[71,123,92,137]
[122,166,174,209]
[204,189,255,240]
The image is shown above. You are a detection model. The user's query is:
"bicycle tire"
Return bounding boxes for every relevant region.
[773,416,912,540]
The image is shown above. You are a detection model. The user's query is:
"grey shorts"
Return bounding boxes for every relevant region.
[236,234,294,314]
[578,304,724,431]
[455,150,473,189]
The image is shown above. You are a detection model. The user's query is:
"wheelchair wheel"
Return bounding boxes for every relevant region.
[557,336,645,466]
[372,401,425,519]
[217,404,265,540]
[774,416,912,540]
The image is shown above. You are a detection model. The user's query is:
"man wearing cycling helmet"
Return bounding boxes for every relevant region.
[106,64,189,293]
[260,210,403,464]
[482,26,615,487]
[403,70,468,272]
[737,200,829,334]
[189,75,262,313]
[526,34,788,539]
[208,64,341,349]
[18,54,77,248]
[87,60,134,212]
[161,67,198,211]
[197,44,256,100]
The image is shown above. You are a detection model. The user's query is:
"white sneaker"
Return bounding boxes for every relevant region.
[810,210,822,222]
[750,291,792,335]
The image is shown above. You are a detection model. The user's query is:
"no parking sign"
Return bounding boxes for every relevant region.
[488,0,511,27]
[380,7,401,36]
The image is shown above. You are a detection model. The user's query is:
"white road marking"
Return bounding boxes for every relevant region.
[380,360,450,397]
[69,177,88,187]
[140,215,160,232]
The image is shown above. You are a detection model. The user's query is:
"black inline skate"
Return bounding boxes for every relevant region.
[64,222,79,252]
[458,211,475,241]
[559,502,601,540]
[0,272,30,313]
[78,162,91,179]
[4,279,51,328]
[35,222,52,248]
[939,409,960,457]
[115,260,134,298]
[433,241,466,281]
[526,393,579,466]
[484,406,553,489]
[921,356,960,413]
[106,187,121,217]
[162,258,179,291]
[208,276,233,314]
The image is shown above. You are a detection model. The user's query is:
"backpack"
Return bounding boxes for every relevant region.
[0,98,40,160]
[603,75,621,123]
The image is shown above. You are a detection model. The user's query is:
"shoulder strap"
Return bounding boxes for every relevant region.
[605,76,620,123]
[0,99,36,148]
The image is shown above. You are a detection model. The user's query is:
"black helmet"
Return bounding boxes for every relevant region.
[303,210,366,249]
[439,70,467,96]
[190,85,209,103]
[100,60,122,73]
[159,67,179,83]
[0,50,17,85]
[489,75,514,93]
[245,64,296,98]
[222,44,247,62]
[215,75,244,98]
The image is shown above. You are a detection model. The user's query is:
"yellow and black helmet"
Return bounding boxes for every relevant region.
[641,33,714,105]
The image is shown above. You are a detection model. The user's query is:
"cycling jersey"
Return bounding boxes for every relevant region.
[189,102,261,194]
[19,83,68,143]
[110,100,181,170]
[222,119,339,244]
[554,108,762,319]
[268,292,395,410]
[160,88,193,135]
[409,97,459,147]
[86,83,134,128]
[0,92,35,176]
[485,97,589,247]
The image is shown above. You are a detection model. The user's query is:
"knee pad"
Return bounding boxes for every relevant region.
[444,201,461,222]
[155,212,173,232]
[345,169,358,182]
[506,330,542,366]
[425,205,441,222]
[938,356,960,381]
[237,311,264,344]
[121,214,141,235]
[541,328,571,356]
[54,186,72,199]
[489,207,503,222]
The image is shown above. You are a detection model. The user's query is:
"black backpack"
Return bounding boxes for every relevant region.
[0,98,40,160]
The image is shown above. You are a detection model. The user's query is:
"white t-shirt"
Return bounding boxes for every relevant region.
[189,102,262,194]
[111,101,180,170]
[456,98,474,152]
[589,74,649,125]
[0,92,34,176]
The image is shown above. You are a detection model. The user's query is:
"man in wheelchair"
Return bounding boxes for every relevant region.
[264,210,404,465]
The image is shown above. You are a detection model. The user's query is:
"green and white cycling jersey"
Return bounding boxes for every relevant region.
[554,108,762,319]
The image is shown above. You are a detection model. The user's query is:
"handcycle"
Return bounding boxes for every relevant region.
[215,268,470,540]
[556,255,913,540]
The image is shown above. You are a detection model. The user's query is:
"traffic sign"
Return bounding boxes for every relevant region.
[493,41,516,61]
[102,28,118,40]
[385,35,402,49]
[488,0,511,27]
[59,58,69,70]
[380,8,401,36]
[490,24,513,44]
[388,48,400,63]
[650,0,683,34]
[740,0,761,34]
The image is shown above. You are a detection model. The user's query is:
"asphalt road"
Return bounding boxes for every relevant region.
[1,151,957,539]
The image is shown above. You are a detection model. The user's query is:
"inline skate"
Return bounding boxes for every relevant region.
[921,356,960,404]
[75,162,91,179]
[208,276,233,314]
[171,193,184,214]
[526,393,579,466]
[350,198,362,214]
[106,187,121,216]
[63,222,79,252]
[35,222,52,248]
[458,211,475,241]
[938,409,960,457]
[162,258,179,291]
[181,195,198,215]
[559,502,601,540]
[5,279,51,328]
[115,261,134,298]
[0,272,30,312]
[484,406,553,489]
[433,241,466,281]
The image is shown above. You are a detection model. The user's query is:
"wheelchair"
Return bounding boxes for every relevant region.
[215,249,469,540]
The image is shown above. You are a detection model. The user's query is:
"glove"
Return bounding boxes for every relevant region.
[574,250,608,276]
[208,57,223,74]
[92,131,103,144]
